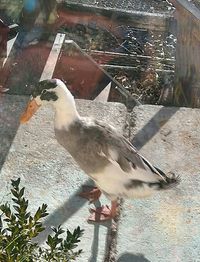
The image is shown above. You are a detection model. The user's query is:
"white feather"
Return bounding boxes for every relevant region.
[35,79,80,130]
[92,161,157,200]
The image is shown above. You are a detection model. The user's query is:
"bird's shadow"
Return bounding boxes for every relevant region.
[117,252,151,262]
[34,179,111,262]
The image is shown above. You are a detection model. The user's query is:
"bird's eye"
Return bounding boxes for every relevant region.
[42,89,47,95]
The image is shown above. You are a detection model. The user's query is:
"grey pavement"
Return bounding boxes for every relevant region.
[1,96,200,261]
[0,94,29,168]
[117,105,200,262]
[0,95,126,262]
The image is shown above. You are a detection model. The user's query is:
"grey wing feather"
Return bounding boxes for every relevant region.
[94,120,166,180]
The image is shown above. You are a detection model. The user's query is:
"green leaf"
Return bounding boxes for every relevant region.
[34,207,41,221]
[13,205,20,213]
[0,204,11,218]
[40,212,49,218]
[19,187,25,198]
[11,198,19,204]
[52,225,64,235]
[47,235,53,246]
[25,212,31,220]
[11,178,20,189]
[36,226,45,233]
[3,219,11,223]
[0,216,3,232]
[11,189,19,198]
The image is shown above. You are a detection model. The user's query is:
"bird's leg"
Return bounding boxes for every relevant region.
[88,200,118,222]
[79,186,102,203]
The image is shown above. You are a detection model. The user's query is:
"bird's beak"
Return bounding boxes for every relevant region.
[20,99,40,124]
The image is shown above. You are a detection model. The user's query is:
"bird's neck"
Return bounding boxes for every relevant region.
[53,95,80,130]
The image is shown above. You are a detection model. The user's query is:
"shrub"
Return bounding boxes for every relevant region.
[0,178,84,261]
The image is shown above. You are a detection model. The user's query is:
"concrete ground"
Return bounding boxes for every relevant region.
[0,95,126,262]
[1,95,200,261]
[117,105,200,262]
[1,1,199,261]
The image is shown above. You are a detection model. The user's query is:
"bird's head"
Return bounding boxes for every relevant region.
[20,79,74,123]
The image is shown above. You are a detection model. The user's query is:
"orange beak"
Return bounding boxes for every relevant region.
[20,99,40,124]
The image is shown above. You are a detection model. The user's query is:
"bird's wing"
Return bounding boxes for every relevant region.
[91,120,166,181]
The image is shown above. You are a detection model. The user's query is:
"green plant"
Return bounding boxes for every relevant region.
[0,178,84,262]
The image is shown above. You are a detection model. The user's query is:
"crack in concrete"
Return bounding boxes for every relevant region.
[104,110,132,262]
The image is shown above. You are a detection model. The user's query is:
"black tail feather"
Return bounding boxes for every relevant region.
[149,172,181,190]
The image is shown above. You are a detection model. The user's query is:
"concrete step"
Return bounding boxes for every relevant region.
[1,95,200,261]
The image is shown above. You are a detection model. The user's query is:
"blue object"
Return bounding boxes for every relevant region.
[24,0,38,12]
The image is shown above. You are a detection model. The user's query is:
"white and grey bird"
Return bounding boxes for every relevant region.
[20,79,179,222]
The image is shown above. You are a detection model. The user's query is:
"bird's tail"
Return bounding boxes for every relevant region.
[158,173,180,190]
[150,169,181,191]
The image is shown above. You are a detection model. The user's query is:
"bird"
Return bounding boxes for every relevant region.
[20,78,180,222]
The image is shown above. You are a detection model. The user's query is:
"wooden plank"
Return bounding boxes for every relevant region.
[173,9,200,107]
[169,0,200,21]
[60,2,175,31]
[166,0,200,107]
[40,33,65,80]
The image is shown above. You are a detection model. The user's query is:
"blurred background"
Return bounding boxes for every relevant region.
[0,0,199,108]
